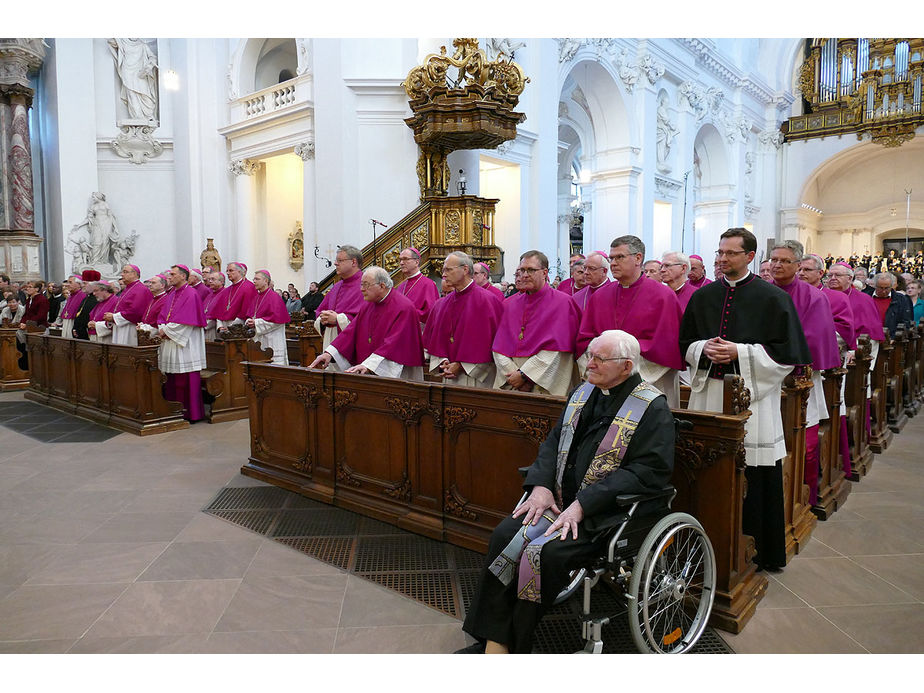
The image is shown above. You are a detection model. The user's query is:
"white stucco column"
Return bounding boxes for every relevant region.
[296,140,321,288]
[230,159,258,265]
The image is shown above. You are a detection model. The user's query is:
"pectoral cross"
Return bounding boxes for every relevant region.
[518,328,524,340]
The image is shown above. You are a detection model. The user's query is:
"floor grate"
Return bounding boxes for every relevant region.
[203,483,734,654]
[0,401,121,443]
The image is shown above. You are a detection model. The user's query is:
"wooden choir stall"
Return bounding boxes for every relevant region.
[240,363,765,634]
[0,321,39,391]
[24,333,189,434]
[203,325,273,423]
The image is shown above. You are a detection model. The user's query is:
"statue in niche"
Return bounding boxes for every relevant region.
[66,192,138,277]
[656,94,678,173]
[108,38,159,122]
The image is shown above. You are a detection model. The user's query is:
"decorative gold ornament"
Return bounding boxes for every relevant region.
[289,221,304,270]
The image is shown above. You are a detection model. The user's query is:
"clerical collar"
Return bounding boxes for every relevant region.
[619,273,643,289]
[377,288,391,304]
[591,279,609,289]
[456,279,474,293]
[722,271,752,287]
[405,271,421,279]
[673,281,687,292]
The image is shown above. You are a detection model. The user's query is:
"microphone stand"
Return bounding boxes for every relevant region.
[370,219,386,265]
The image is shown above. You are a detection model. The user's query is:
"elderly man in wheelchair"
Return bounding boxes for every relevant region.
[457,329,715,654]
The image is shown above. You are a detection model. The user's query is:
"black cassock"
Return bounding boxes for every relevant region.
[72,294,98,340]
[679,273,811,569]
[462,373,675,653]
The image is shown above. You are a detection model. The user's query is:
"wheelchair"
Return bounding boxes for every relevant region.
[513,482,716,654]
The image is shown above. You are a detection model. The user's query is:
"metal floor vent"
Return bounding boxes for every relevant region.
[203,484,734,654]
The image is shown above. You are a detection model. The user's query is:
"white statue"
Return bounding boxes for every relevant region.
[66,192,137,276]
[488,38,526,60]
[108,38,158,122]
[656,94,678,172]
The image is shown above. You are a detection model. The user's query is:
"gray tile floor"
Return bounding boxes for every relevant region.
[0,390,922,654]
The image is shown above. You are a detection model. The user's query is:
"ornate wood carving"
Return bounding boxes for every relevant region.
[292,382,322,408]
[245,375,272,397]
[512,414,551,444]
[331,390,357,413]
[384,395,428,425]
[336,461,362,487]
[383,472,412,503]
[444,483,477,520]
[444,405,476,432]
[136,330,162,346]
[219,323,255,339]
[293,452,313,474]
[676,436,728,471]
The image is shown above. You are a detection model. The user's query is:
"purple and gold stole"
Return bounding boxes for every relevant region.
[488,380,663,603]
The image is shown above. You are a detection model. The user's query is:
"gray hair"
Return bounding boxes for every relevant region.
[610,235,645,257]
[339,245,363,264]
[590,329,640,376]
[661,251,691,272]
[150,275,167,291]
[93,281,116,294]
[874,272,896,288]
[364,266,393,289]
[254,270,272,286]
[770,240,804,263]
[803,254,825,271]
[447,251,474,277]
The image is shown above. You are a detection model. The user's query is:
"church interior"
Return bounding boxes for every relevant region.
[0,10,921,682]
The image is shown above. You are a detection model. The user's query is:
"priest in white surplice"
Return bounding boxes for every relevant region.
[308,266,425,380]
[245,270,290,365]
[157,264,207,421]
[680,228,811,571]
[104,264,152,346]
[492,250,581,396]
[312,245,365,351]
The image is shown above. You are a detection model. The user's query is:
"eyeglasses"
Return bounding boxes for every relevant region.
[360,281,379,288]
[827,272,850,278]
[715,250,749,257]
[660,263,685,269]
[514,267,544,276]
[587,353,628,365]
[609,254,634,262]
[769,258,795,265]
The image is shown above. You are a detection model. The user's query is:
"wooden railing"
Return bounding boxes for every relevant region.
[239,363,765,633]
[24,334,188,435]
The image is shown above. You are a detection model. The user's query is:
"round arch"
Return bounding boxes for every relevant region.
[692,123,730,194]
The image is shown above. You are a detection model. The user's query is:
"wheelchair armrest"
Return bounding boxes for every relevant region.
[613,486,676,506]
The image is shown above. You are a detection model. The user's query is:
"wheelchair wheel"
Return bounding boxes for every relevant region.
[627,513,716,654]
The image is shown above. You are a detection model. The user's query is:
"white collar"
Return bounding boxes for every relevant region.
[724,271,751,287]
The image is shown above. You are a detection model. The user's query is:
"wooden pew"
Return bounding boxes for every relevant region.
[291,322,323,367]
[844,335,875,479]
[24,334,189,434]
[203,325,273,423]
[868,334,893,453]
[0,324,30,391]
[813,366,850,519]
[912,318,924,407]
[780,370,817,560]
[902,323,919,417]
[886,328,908,433]
[240,364,763,634]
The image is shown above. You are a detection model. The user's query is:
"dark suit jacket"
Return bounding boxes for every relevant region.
[875,290,914,337]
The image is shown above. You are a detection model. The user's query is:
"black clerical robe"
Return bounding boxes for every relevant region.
[679,272,810,570]
[72,294,98,340]
[462,374,675,653]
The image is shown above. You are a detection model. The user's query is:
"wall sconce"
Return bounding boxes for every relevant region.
[164,69,180,91]
[457,169,467,196]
